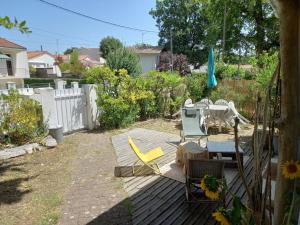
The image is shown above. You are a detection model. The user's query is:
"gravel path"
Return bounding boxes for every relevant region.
[58,131,132,225]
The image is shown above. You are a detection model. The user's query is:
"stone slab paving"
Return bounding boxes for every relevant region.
[58,131,132,225]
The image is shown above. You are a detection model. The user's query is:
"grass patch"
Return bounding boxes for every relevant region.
[0,137,78,225]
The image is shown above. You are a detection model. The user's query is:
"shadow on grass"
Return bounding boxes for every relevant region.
[0,161,35,204]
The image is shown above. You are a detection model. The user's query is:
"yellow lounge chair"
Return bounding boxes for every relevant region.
[128,136,164,175]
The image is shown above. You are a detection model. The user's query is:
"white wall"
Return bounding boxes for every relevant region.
[29,54,61,77]
[15,51,30,78]
[138,54,159,74]
[29,54,55,68]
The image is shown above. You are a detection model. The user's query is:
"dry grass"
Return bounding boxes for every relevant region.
[0,138,78,225]
[110,118,181,136]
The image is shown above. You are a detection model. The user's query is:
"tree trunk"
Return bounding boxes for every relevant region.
[254,0,265,57]
[273,1,300,224]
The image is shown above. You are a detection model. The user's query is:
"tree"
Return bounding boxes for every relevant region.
[106,48,141,76]
[150,0,279,65]
[157,51,191,76]
[273,1,299,224]
[0,16,31,33]
[99,36,123,59]
[64,47,78,55]
[150,0,209,66]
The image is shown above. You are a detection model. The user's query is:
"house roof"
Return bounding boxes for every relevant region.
[78,48,101,61]
[0,38,26,49]
[27,51,55,59]
[128,46,162,54]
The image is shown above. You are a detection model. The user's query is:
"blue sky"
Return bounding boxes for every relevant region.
[1,0,159,53]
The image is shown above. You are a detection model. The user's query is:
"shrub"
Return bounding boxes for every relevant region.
[0,90,45,145]
[143,71,187,117]
[250,51,278,90]
[215,63,254,80]
[185,73,208,102]
[86,67,152,128]
[106,48,141,76]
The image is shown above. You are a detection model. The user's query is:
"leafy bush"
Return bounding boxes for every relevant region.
[215,63,254,80]
[250,51,278,90]
[86,67,152,128]
[0,90,45,145]
[143,70,187,117]
[106,48,141,77]
[185,73,207,101]
[24,78,87,88]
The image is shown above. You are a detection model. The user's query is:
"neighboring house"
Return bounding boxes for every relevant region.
[79,54,105,68]
[129,46,161,74]
[60,47,106,68]
[77,47,106,67]
[0,37,29,89]
[28,51,62,77]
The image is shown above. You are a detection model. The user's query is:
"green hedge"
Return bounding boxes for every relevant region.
[24,78,88,88]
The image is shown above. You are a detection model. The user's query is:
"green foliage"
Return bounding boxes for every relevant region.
[86,68,187,127]
[215,63,254,80]
[0,90,45,145]
[143,70,187,117]
[100,36,123,59]
[86,67,151,128]
[63,47,78,55]
[185,73,207,102]
[150,0,279,65]
[58,63,70,73]
[69,49,79,65]
[24,78,87,88]
[29,65,37,76]
[106,48,141,76]
[250,51,278,90]
[150,0,209,66]
[0,16,31,33]
[59,49,86,77]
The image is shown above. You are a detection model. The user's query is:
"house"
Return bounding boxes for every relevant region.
[60,48,106,68]
[129,46,161,74]
[27,51,62,77]
[0,37,29,89]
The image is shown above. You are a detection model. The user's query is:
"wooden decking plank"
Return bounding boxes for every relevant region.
[132,179,178,218]
[144,192,186,225]
[131,177,171,205]
[152,193,188,225]
[134,183,184,225]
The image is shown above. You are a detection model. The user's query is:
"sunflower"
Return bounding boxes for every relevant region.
[281,160,300,179]
[200,175,208,192]
[200,175,221,200]
[205,189,220,200]
[212,211,231,225]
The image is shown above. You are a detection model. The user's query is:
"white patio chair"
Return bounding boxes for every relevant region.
[226,101,250,125]
[200,98,213,105]
[215,99,229,106]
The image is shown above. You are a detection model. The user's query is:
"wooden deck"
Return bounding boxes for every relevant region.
[112,128,258,225]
